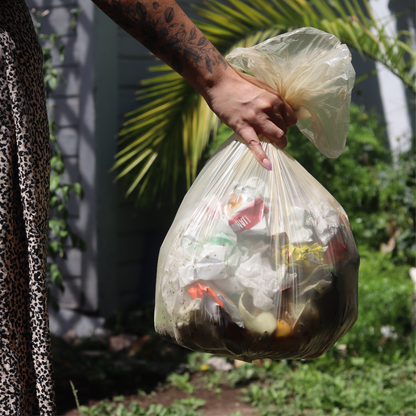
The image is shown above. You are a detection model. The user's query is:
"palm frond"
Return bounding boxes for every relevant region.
[115,0,415,204]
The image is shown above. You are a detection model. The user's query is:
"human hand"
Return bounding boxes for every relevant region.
[203,68,297,170]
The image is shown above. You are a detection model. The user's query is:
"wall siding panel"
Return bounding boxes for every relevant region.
[27,0,96,313]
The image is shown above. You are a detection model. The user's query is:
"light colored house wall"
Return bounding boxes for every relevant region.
[29,0,98,312]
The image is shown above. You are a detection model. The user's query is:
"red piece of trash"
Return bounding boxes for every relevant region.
[187,282,224,308]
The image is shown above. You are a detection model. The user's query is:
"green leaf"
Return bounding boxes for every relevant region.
[72,182,83,198]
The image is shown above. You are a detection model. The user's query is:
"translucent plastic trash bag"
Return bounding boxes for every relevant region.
[154,28,359,361]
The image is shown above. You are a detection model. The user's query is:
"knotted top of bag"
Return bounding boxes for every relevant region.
[226,27,356,158]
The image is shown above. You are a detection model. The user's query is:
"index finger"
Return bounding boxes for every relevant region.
[238,126,273,171]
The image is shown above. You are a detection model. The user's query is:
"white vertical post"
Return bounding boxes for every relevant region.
[368,0,413,154]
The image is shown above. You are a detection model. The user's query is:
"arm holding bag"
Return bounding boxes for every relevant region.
[154,28,358,362]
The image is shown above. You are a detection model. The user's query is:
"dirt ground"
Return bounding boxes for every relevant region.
[52,331,259,416]
[58,371,258,416]
[52,304,260,416]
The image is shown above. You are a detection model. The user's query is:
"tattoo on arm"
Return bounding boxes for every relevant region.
[95,0,228,75]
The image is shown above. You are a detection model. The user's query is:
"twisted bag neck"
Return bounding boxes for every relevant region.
[226,27,356,158]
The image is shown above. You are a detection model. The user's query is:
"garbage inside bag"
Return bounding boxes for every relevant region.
[222,177,270,237]
[154,27,358,362]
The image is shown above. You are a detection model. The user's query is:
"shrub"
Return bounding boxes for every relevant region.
[339,249,414,359]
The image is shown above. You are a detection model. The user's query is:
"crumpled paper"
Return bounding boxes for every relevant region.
[307,202,343,246]
[285,206,314,243]
[178,213,238,287]
[235,252,279,310]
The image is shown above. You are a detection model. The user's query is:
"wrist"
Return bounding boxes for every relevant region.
[194,63,238,106]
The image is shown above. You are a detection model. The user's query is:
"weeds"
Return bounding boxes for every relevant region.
[226,362,262,388]
[240,356,415,416]
[70,380,80,413]
[198,370,223,389]
[79,397,205,416]
[166,372,195,394]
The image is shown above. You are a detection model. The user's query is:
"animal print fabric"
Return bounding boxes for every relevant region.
[0,0,56,414]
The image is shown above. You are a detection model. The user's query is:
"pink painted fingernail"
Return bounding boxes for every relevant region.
[263,158,272,171]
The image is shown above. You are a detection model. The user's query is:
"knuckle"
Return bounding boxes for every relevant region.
[276,136,287,148]
[247,139,261,148]
[273,120,287,136]
[288,112,297,126]
[241,109,258,123]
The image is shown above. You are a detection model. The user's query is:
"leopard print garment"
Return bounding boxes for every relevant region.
[0,0,56,414]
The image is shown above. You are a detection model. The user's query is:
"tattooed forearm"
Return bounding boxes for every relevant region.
[92,0,228,75]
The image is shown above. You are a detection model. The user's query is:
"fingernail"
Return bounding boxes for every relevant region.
[263,158,272,171]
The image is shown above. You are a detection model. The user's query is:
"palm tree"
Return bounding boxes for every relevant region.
[113,0,415,204]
